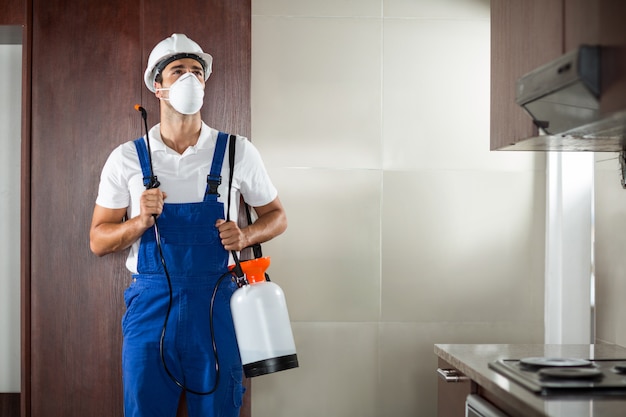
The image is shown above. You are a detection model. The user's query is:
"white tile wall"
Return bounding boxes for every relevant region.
[0,43,22,393]
[594,153,626,346]
[381,170,545,323]
[252,0,545,415]
[252,15,383,169]
[253,322,379,417]
[264,167,382,322]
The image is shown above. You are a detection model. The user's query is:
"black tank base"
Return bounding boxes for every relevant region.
[243,354,299,378]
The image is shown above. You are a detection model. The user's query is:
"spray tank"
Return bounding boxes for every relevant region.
[223,130,298,378]
[230,256,299,377]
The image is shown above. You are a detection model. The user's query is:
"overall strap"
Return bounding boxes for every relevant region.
[133,137,154,189]
[134,134,229,198]
[204,131,229,202]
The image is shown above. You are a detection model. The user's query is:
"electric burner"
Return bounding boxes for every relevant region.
[489,358,626,396]
[519,357,592,369]
[538,367,603,379]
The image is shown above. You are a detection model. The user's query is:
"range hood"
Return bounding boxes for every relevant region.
[511,45,626,152]
[517,45,601,134]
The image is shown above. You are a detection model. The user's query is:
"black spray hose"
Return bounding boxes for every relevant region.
[135,105,231,396]
[153,220,230,396]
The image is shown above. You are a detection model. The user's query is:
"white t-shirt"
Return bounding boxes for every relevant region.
[95,122,278,273]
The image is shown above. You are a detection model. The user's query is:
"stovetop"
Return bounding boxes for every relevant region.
[489,358,626,396]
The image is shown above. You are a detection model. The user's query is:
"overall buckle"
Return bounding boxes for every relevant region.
[206,174,222,196]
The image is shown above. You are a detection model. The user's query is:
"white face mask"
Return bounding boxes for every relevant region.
[158,72,205,115]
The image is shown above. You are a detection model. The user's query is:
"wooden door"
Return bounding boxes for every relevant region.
[26,0,250,416]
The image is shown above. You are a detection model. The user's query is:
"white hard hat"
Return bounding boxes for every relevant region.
[144,33,213,92]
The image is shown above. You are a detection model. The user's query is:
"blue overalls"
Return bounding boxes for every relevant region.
[122,133,245,417]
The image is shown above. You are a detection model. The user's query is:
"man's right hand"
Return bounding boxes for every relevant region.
[89,189,168,257]
[138,188,167,228]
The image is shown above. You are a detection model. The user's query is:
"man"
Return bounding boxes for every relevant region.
[90,33,287,417]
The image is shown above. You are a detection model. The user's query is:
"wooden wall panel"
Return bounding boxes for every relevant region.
[29,1,140,415]
[0,0,25,25]
[0,393,20,417]
[27,0,251,416]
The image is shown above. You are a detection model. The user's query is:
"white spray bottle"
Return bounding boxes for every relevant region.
[230,257,299,377]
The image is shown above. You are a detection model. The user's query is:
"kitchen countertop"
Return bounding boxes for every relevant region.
[434,344,626,417]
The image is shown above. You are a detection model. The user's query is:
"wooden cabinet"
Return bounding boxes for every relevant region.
[490,0,562,151]
[490,0,626,151]
[436,358,471,417]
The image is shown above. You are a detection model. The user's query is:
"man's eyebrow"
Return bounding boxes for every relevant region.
[168,63,204,72]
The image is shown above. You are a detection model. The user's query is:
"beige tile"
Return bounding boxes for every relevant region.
[252,322,379,417]
[594,168,626,346]
[252,15,382,170]
[383,18,545,172]
[378,321,543,416]
[253,0,381,17]
[384,0,490,19]
[0,43,22,393]
[594,152,620,172]
[261,167,382,322]
[381,170,545,322]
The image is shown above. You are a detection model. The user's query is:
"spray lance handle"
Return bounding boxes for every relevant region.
[134,104,160,190]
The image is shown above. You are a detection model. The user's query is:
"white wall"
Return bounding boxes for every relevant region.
[545,153,594,344]
[595,153,626,346]
[0,42,22,393]
[250,0,545,415]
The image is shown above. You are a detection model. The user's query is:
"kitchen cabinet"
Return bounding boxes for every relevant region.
[436,358,471,417]
[490,0,562,151]
[490,0,626,151]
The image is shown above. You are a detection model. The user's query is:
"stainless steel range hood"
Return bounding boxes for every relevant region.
[512,45,626,152]
[516,45,601,134]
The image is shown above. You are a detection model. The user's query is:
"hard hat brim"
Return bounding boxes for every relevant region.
[144,51,213,93]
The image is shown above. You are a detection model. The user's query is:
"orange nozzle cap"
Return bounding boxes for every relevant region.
[230,257,270,284]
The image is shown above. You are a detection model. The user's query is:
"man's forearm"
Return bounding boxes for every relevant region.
[90,216,150,257]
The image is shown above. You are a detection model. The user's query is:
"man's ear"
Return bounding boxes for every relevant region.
[154,82,163,98]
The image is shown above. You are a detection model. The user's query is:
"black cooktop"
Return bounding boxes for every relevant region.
[489,358,626,396]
